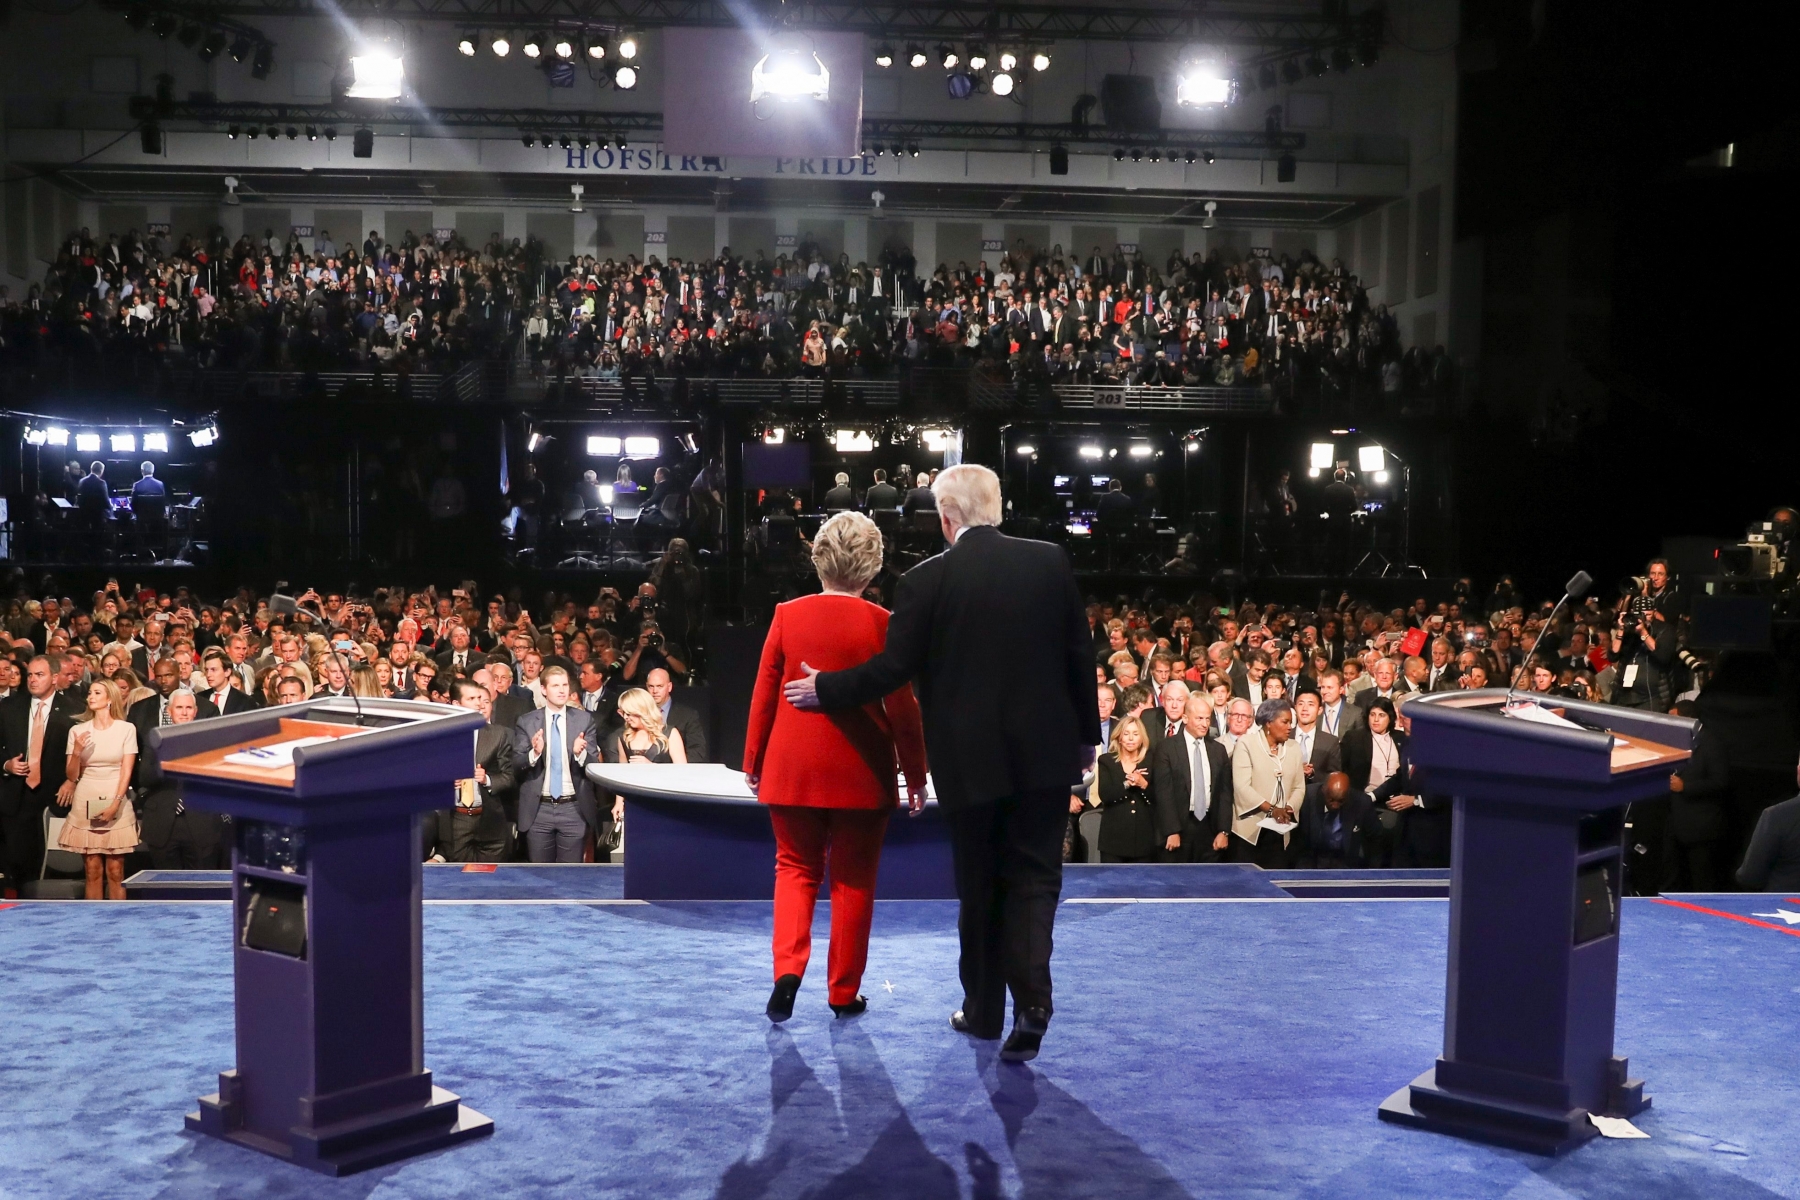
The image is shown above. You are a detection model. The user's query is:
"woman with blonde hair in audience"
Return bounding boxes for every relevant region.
[55,677,139,900]
[1096,715,1159,862]
[611,687,687,764]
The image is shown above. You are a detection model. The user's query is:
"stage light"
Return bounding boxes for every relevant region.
[1113,148,1125,161]
[558,134,572,149]
[905,143,919,157]
[834,429,874,453]
[1031,49,1051,71]
[1185,440,1200,453]
[1129,444,1155,457]
[586,39,605,59]
[23,427,47,446]
[946,71,975,99]
[324,127,337,140]
[1309,442,1334,476]
[229,34,253,62]
[111,432,137,452]
[921,429,956,452]
[569,183,584,213]
[1331,46,1352,72]
[1203,149,1216,164]
[1148,148,1162,162]
[588,435,622,456]
[1176,59,1233,107]
[1373,470,1390,484]
[554,36,574,59]
[527,430,544,452]
[1358,445,1385,472]
[614,65,638,88]
[521,33,542,58]
[624,436,660,457]
[285,126,298,139]
[227,125,240,139]
[752,39,832,104]
[991,71,1014,96]
[998,50,1018,72]
[968,45,988,71]
[142,432,170,452]
[198,31,226,62]
[600,485,615,506]
[617,33,638,59]
[457,34,477,56]
[250,42,273,79]
[938,44,957,69]
[46,427,70,446]
[491,34,510,56]
[874,43,893,68]
[266,126,279,139]
[151,12,176,38]
[346,51,404,99]
[306,125,319,140]
[76,433,102,453]
[615,136,628,150]
[1015,443,1035,456]
[188,424,218,447]
[1183,148,1196,164]
[353,127,374,157]
[1259,62,1277,89]
[1078,445,1103,459]
[1307,51,1327,77]
[908,44,927,68]
[763,427,786,444]
[1130,147,1143,162]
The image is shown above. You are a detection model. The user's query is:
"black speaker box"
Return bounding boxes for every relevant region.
[1100,75,1161,131]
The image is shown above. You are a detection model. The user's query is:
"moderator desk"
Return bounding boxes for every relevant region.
[588,763,955,900]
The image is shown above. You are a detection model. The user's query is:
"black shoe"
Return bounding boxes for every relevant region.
[830,996,867,1019]
[767,974,802,1023]
[1000,1008,1050,1062]
[950,1009,1002,1040]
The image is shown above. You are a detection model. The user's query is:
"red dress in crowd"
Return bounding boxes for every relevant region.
[743,593,927,1005]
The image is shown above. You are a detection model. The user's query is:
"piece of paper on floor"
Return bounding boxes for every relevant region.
[1589,1114,1649,1139]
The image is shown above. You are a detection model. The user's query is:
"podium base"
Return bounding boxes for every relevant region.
[187,1075,494,1177]
[1378,1067,1650,1157]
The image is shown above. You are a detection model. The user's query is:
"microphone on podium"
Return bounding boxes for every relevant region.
[1508,570,1591,701]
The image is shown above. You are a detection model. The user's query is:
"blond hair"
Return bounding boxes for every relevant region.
[616,687,669,751]
[931,463,1002,528]
[77,677,129,722]
[1109,714,1148,765]
[811,510,884,593]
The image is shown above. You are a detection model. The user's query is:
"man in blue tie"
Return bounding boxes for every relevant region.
[1151,692,1233,863]
[514,665,601,862]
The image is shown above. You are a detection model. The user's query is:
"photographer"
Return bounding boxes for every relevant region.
[620,622,688,686]
[1611,560,1682,710]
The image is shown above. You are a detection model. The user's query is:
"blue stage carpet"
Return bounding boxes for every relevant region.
[0,893,1796,1199]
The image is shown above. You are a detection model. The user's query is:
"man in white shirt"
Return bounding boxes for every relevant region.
[1152,692,1232,862]
[513,665,604,863]
[1292,687,1343,804]
[1219,697,1255,754]
[1316,670,1363,740]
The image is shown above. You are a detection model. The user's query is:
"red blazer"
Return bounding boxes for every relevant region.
[743,594,927,809]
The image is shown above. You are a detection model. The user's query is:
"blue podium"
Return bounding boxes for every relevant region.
[152,698,494,1176]
[1378,689,1694,1154]
[588,763,956,900]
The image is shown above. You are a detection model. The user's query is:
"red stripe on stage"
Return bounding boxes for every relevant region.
[0,903,17,911]
[461,864,498,873]
[1652,897,1800,938]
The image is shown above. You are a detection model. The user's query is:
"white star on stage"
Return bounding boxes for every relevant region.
[1750,909,1800,925]
[882,979,896,994]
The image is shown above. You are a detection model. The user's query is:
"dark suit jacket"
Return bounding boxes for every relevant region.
[1738,793,1800,892]
[864,482,901,510]
[0,692,76,815]
[436,647,481,675]
[1149,731,1232,841]
[425,722,519,860]
[822,485,857,511]
[127,693,174,785]
[512,704,600,833]
[1295,728,1343,804]
[1317,698,1364,740]
[197,686,255,719]
[900,486,937,515]
[135,722,226,849]
[814,525,1102,809]
[1668,721,1730,844]
[491,689,536,734]
[664,700,708,762]
[1355,684,1414,711]
[1341,726,1410,801]
[1095,753,1158,858]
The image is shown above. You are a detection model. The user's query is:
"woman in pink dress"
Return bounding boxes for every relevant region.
[56,678,139,900]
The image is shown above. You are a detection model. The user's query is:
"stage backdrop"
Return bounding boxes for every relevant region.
[661,28,863,158]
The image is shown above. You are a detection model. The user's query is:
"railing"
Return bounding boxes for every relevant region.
[1050,384,1276,414]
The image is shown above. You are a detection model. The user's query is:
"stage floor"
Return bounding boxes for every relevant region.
[1,890,1796,1198]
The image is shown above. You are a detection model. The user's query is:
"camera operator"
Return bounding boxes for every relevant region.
[620,621,688,686]
[1610,559,1682,710]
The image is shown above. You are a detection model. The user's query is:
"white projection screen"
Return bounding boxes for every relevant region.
[661,28,864,158]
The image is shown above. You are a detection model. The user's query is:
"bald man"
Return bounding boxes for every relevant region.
[644,667,707,762]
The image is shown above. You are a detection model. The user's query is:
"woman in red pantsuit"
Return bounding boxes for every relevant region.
[744,511,928,1021]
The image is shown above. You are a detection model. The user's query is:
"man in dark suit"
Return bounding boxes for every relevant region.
[863,469,900,511]
[513,665,606,862]
[1737,755,1800,892]
[900,473,937,516]
[128,659,184,747]
[487,657,535,732]
[0,656,77,889]
[1094,480,1134,532]
[644,668,707,762]
[196,649,255,717]
[786,464,1100,1062]
[426,679,519,863]
[1291,688,1343,806]
[137,689,226,868]
[435,624,480,676]
[1355,657,1414,710]
[822,472,857,512]
[1151,692,1232,863]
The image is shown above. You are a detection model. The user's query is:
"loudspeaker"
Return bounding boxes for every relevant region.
[1100,74,1161,131]
[1277,153,1296,182]
[1049,145,1069,175]
[242,880,308,958]
[1573,864,1616,944]
[140,123,163,155]
[353,127,374,158]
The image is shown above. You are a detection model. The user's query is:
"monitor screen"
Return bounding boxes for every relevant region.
[1067,519,1091,536]
[1052,475,1073,490]
[1089,476,1111,487]
[743,442,813,489]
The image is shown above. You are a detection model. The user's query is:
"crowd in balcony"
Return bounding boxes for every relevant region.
[0,226,535,377]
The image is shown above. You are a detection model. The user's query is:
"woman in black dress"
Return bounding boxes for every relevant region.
[1096,715,1159,863]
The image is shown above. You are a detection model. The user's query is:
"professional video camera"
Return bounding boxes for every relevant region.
[1715,511,1792,581]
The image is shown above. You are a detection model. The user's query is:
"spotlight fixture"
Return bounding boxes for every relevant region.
[905,143,919,157]
[1331,45,1352,72]
[265,125,279,139]
[45,426,71,446]
[569,182,585,213]
[1183,148,1196,163]
[1281,58,1302,84]
[198,30,226,61]
[1031,49,1051,71]
[250,42,273,79]
[187,425,219,448]
[111,432,137,453]
[521,33,542,58]
[946,70,975,99]
[1306,51,1327,77]
[75,433,102,453]
[968,44,987,71]
[614,64,637,88]
[491,34,511,56]
[554,36,574,59]
[907,43,927,68]
[998,49,1018,72]
[615,136,628,150]
[285,126,298,139]
[938,43,958,69]
[1113,147,1125,161]
[558,133,572,149]
[991,70,1015,96]
[751,34,832,105]
[1203,149,1215,164]
[305,125,318,140]
[521,132,534,146]
[457,33,477,56]
[1201,199,1218,229]
[872,145,884,156]
[142,432,170,453]
[1259,62,1278,89]
[346,50,405,99]
[1175,56,1233,107]
[244,126,257,139]
[1148,147,1161,162]
[229,34,252,62]
[324,127,337,140]
[577,134,591,149]
[227,125,241,139]
[586,39,605,59]
[617,32,638,59]
[1130,147,1143,162]
[874,42,893,68]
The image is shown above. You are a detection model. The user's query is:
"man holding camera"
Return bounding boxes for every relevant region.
[1612,559,1681,710]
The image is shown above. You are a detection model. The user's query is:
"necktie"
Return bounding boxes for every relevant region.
[27,700,46,788]
[1190,738,1208,819]
[159,698,172,726]
[548,713,566,797]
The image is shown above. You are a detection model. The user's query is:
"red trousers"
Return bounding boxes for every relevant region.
[767,805,890,1005]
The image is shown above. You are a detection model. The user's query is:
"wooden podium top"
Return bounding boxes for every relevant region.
[162,718,372,788]
[1409,691,1690,775]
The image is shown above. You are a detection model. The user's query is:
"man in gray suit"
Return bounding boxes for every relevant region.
[513,665,604,862]
[1292,687,1343,806]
